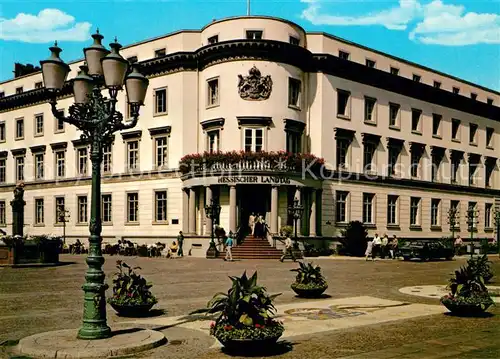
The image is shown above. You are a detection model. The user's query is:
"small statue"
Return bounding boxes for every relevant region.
[13,182,25,202]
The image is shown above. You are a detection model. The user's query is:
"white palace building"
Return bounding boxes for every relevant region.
[0,16,499,255]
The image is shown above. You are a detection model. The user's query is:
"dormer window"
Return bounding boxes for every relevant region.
[289,36,299,45]
[127,56,138,64]
[453,87,460,94]
[16,87,23,94]
[154,48,166,58]
[246,30,263,40]
[471,93,477,100]
[412,74,421,82]
[208,35,219,44]
[35,82,43,89]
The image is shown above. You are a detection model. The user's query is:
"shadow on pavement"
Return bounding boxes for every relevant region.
[221,340,294,357]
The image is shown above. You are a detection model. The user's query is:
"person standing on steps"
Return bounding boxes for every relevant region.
[280,236,296,262]
[248,213,256,237]
[177,231,184,257]
[225,231,234,262]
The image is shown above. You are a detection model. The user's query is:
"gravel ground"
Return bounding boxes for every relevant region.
[1,255,499,358]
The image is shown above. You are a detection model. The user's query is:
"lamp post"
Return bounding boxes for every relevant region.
[287,198,304,248]
[466,205,479,259]
[205,198,221,259]
[40,31,149,340]
[58,208,70,245]
[494,209,500,258]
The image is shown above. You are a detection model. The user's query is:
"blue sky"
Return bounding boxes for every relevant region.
[1,0,499,91]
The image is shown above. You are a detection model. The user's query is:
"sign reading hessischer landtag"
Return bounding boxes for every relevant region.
[218,175,291,184]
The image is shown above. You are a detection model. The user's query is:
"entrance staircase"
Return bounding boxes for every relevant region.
[230,236,283,260]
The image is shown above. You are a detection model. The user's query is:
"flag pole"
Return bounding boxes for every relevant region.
[247,0,251,15]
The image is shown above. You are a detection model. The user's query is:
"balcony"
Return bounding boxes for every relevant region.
[179,151,325,176]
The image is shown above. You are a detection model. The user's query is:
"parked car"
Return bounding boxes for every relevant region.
[400,240,454,261]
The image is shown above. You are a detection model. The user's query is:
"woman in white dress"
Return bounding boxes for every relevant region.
[365,239,374,261]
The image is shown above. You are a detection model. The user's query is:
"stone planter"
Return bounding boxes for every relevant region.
[218,336,282,351]
[291,282,328,298]
[441,299,492,316]
[109,302,155,317]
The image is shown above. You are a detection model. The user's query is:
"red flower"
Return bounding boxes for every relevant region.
[255,323,261,328]
[210,322,215,328]
[223,325,233,331]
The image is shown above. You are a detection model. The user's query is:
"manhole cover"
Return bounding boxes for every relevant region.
[169,339,184,346]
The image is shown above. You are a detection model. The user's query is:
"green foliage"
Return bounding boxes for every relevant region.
[210,320,284,342]
[340,221,368,257]
[0,235,62,248]
[290,261,327,287]
[280,226,293,237]
[107,260,157,306]
[192,271,282,331]
[467,255,494,283]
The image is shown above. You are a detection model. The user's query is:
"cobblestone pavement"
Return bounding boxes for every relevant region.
[1,255,499,358]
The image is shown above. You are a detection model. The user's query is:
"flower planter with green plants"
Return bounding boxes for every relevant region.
[192,271,284,350]
[440,263,494,316]
[290,261,328,298]
[107,260,158,317]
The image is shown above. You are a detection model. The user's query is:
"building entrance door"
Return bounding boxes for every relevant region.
[238,185,270,235]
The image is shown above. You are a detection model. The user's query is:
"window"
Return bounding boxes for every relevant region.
[451,119,460,141]
[450,200,460,228]
[55,150,65,178]
[34,114,44,136]
[154,48,166,58]
[469,123,478,144]
[0,122,5,142]
[16,87,23,94]
[364,97,376,122]
[286,131,301,154]
[35,198,44,225]
[451,156,460,184]
[487,98,494,105]
[335,191,348,223]
[469,162,478,186]
[366,59,376,68]
[467,202,478,230]
[471,93,477,100]
[387,195,398,225]
[77,196,88,223]
[411,109,421,132]
[410,149,421,178]
[102,144,112,173]
[154,88,167,114]
[431,199,441,227]
[390,67,399,75]
[207,78,219,107]
[0,201,5,225]
[15,118,24,139]
[35,153,44,180]
[388,146,400,176]
[485,203,493,228]
[362,193,374,224]
[55,109,64,132]
[246,30,263,40]
[77,147,88,176]
[127,140,139,171]
[413,74,421,82]
[431,152,441,182]
[207,129,220,153]
[55,197,65,223]
[0,159,5,183]
[126,56,138,64]
[410,197,421,226]
[102,194,112,223]
[337,90,350,117]
[289,36,300,45]
[288,78,301,108]
[15,156,24,181]
[35,81,43,89]
[389,103,400,127]
[486,127,494,147]
[127,193,139,222]
[244,128,264,152]
[452,87,460,94]
[338,50,349,60]
[485,162,494,188]
[0,92,4,98]
[432,114,442,137]
[336,138,349,170]
[155,136,168,168]
[433,81,441,89]
[208,35,219,44]
[155,190,168,222]
[363,142,376,172]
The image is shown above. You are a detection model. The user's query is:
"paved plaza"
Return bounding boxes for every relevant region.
[1,255,500,358]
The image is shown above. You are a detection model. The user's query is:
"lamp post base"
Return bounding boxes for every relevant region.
[77,325,112,340]
[206,241,219,259]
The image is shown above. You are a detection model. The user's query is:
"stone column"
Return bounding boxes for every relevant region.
[295,187,302,236]
[310,189,317,237]
[229,185,237,233]
[205,186,212,236]
[271,186,279,234]
[188,187,196,234]
[182,188,189,233]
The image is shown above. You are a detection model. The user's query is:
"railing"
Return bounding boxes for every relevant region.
[201,160,294,173]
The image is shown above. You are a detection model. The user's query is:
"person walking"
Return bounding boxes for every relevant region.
[454,235,463,255]
[248,213,256,236]
[381,234,389,259]
[372,233,382,259]
[390,234,399,259]
[177,231,184,257]
[365,238,374,261]
[280,236,296,262]
[225,231,234,261]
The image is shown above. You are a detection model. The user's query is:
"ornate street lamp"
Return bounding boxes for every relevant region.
[466,205,479,258]
[205,198,221,259]
[287,198,304,248]
[494,208,500,258]
[40,32,149,340]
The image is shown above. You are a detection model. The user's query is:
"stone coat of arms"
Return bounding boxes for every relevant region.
[237,66,273,101]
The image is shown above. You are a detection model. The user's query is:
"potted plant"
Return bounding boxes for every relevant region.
[440,264,494,316]
[192,271,284,350]
[290,261,328,298]
[108,260,158,317]
[467,254,494,283]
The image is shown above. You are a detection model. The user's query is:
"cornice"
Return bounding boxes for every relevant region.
[11,148,26,156]
[30,144,46,153]
[1,39,498,121]
[148,126,172,136]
